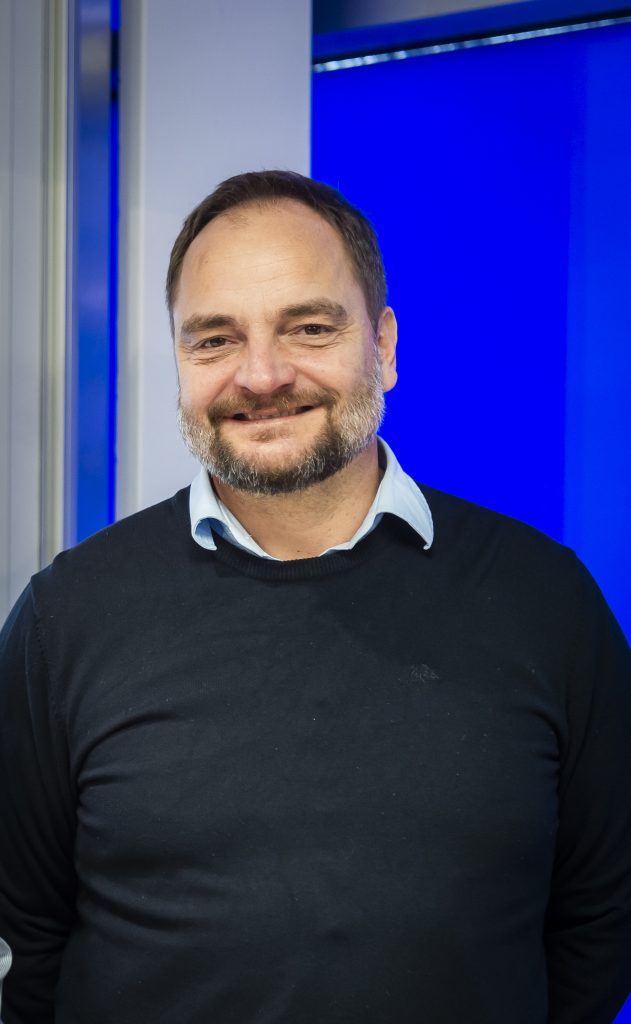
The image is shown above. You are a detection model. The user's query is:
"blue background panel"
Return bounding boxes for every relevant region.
[312,21,631,641]
[69,0,118,547]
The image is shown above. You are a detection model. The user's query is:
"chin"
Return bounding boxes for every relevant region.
[209,434,365,496]
[178,388,382,496]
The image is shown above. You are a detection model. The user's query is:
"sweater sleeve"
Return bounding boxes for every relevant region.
[0,584,77,1024]
[544,558,631,1024]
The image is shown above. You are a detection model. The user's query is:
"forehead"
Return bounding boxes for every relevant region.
[176,200,364,314]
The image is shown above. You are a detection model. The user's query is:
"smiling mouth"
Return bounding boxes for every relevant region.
[230,405,314,422]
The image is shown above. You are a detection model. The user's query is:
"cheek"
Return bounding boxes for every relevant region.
[177,365,226,409]
[295,350,365,389]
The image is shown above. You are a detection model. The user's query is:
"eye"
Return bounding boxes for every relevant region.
[197,336,229,349]
[297,323,334,337]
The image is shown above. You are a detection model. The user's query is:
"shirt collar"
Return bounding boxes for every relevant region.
[189,437,434,559]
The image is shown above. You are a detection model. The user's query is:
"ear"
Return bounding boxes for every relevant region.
[376,307,398,393]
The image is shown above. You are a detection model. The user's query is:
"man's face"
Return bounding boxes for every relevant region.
[173,199,397,495]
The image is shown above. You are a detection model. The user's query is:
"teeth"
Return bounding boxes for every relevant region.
[241,408,303,421]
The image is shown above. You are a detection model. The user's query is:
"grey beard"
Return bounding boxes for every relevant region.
[177,366,385,496]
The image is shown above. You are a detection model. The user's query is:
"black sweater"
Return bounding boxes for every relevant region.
[1,485,630,1024]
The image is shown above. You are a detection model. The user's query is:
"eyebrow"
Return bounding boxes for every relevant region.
[179,299,350,341]
[276,299,350,324]
[179,313,239,338]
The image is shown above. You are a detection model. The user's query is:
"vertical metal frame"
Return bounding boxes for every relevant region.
[41,0,70,568]
[0,0,48,617]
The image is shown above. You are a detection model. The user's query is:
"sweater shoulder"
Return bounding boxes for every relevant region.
[415,483,591,613]
[415,483,617,647]
[30,487,193,605]
[419,482,574,564]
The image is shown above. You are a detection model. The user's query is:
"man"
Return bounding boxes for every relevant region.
[0,170,630,1023]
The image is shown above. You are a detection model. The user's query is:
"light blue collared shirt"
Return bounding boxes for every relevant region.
[189,438,433,560]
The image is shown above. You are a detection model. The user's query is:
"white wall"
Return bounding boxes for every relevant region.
[117,0,312,517]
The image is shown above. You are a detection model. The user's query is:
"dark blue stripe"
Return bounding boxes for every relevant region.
[313,0,631,60]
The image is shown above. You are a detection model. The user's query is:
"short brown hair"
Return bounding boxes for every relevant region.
[165,170,387,333]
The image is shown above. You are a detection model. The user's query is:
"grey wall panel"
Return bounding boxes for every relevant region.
[0,1,47,618]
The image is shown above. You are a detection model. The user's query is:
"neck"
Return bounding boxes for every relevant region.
[211,441,382,560]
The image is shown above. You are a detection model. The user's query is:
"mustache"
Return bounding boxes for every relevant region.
[204,388,338,425]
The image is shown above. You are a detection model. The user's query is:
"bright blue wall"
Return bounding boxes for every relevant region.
[69,0,118,547]
[312,20,631,641]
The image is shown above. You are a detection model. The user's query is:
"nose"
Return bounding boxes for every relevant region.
[232,336,297,394]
